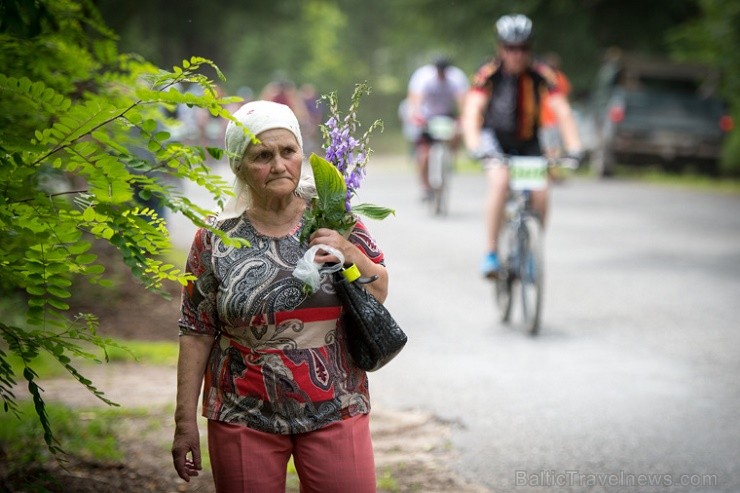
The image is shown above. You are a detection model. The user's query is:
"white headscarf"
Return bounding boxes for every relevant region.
[218,101,306,220]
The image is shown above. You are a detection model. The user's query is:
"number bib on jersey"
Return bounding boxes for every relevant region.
[509,156,548,190]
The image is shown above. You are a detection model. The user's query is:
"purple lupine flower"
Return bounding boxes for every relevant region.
[324,115,370,194]
[319,85,381,214]
[346,167,363,191]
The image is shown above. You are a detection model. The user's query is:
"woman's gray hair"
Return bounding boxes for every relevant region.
[295,171,317,201]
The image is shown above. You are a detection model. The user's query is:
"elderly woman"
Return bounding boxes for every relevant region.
[171,101,388,493]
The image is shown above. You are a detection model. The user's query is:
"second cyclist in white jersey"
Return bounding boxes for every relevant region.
[406,57,469,201]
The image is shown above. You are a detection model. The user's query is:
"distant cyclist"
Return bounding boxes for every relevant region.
[461,14,583,278]
[539,52,573,161]
[407,56,469,201]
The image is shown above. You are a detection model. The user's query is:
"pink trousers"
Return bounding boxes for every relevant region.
[207,414,376,493]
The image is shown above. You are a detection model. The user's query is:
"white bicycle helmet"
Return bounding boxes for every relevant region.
[496,14,533,45]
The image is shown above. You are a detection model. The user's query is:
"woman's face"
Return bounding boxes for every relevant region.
[239,128,302,203]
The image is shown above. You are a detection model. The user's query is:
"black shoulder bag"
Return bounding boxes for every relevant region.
[333,270,407,372]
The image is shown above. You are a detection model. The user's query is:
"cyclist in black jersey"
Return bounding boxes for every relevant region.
[461,14,583,278]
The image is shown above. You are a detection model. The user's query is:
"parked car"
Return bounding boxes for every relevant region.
[589,53,733,177]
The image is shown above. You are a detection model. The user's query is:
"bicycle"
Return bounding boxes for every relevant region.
[493,155,576,335]
[425,116,457,216]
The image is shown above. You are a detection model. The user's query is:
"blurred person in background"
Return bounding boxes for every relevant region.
[539,52,572,161]
[397,97,418,159]
[461,14,583,278]
[299,83,324,156]
[260,77,311,136]
[406,56,469,201]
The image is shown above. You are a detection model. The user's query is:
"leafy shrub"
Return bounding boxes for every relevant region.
[0,0,249,453]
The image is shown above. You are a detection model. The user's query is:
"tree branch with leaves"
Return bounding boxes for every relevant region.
[0,0,248,454]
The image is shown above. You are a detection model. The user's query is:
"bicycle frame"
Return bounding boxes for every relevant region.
[426,116,457,216]
[494,156,547,335]
[504,190,537,276]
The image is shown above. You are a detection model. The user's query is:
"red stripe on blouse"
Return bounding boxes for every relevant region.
[274,306,342,325]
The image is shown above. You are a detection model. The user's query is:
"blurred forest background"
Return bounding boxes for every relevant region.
[0,2,738,490]
[96,0,740,169]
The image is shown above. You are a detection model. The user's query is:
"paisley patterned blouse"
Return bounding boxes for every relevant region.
[178,214,385,435]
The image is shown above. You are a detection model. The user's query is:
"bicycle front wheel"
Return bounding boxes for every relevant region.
[518,215,544,335]
[493,220,516,323]
[494,275,513,323]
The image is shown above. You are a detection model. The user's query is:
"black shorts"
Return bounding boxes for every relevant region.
[493,130,541,156]
[479,129,542,168]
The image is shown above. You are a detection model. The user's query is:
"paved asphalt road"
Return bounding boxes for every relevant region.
[168,155,740,493]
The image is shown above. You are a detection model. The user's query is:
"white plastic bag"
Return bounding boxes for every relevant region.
[293,244,345,293]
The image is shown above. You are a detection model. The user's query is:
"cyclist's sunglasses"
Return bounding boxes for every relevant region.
[502,44,531,53]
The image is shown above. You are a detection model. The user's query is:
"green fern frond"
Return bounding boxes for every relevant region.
[0,74,72,114]
[35,99,126,153]
[63,363,119,407]
[0,347,20,417]
[25,367,63,453]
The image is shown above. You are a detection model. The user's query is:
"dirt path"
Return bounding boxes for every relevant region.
[38,362,492,493]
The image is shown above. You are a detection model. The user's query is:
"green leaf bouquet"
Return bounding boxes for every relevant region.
[294,83,394,293]
[299,82,395,244]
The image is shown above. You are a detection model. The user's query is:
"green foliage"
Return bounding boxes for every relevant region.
[301,154,356,244]
[377,467,400,491]
[721,131,740,175]
[4,339,180,376]
[666,0,740,173]
[0,400,127,476]
[104,340,179,366]
[226,0,365,96]
[0,315,130,454]
[301,2,357,86]
[352,203,396,221]
[300,154,395,245]
[0,0,248,454]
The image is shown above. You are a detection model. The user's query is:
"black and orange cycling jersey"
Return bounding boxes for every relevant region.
[471,59,562,148]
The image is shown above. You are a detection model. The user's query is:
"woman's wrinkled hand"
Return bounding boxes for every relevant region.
[309,228,355,265]
[172,423,202,482]
[307,227,388,303]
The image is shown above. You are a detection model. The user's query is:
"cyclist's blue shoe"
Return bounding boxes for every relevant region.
[481,252,501,279]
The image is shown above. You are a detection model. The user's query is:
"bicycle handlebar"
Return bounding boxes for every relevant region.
[470,151,583,170]
[557,155,582,170]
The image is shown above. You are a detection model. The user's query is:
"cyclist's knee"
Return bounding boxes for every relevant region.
[486,166,509,191]
[531,188,549,201]
[531,190,549,214]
